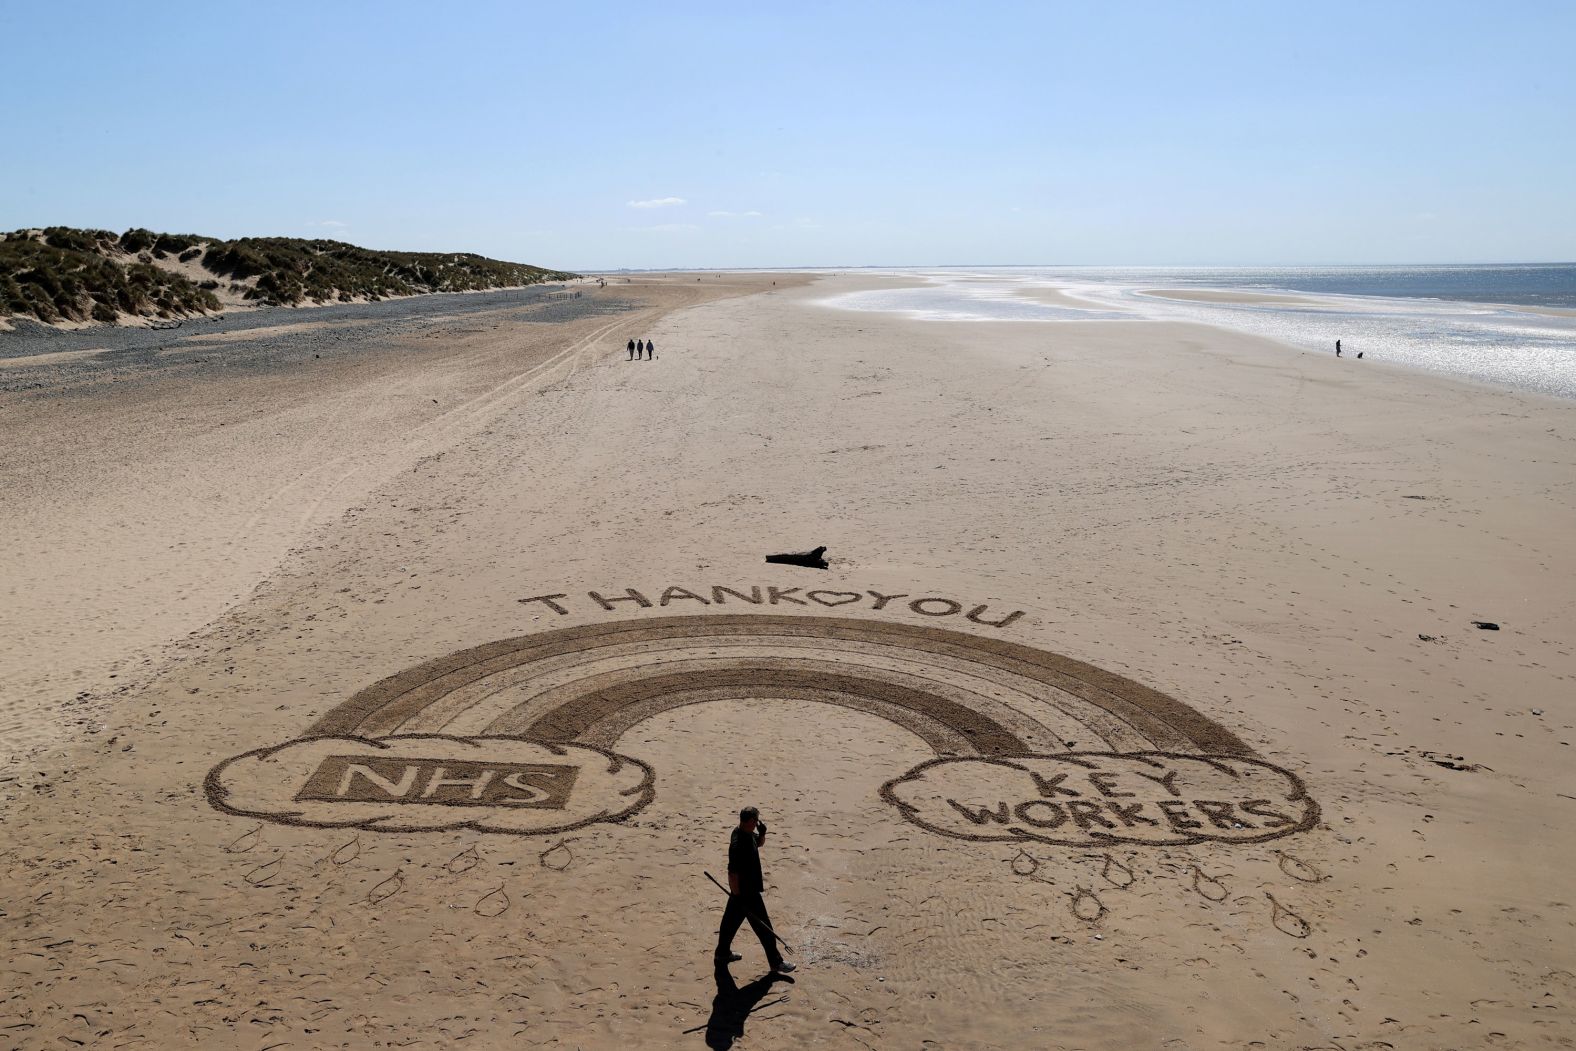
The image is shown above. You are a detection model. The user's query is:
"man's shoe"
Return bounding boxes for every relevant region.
[772,960,797,973]
[715,951,741,963]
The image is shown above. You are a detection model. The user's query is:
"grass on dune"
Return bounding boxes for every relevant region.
[1,227,577,326]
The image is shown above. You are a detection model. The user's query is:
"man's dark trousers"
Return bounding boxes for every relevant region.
[717,891,781,967]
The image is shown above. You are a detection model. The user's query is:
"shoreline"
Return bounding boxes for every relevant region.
[1136,284,1576,317]
[820,273,1576,401]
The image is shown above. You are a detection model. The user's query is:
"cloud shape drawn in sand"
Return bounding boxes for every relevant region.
[206,734,654,835]
[881,751,1317,847]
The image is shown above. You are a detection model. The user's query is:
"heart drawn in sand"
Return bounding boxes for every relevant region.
[806,590,863,606]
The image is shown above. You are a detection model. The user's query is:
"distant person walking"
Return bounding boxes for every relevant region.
[646,338,656,360]
[637,339,645,359]
[627,338,636,361]
[715,806,795,973]
[1335,339,1342,357]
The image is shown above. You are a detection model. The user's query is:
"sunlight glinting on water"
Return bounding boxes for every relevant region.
[817,268,1576,399]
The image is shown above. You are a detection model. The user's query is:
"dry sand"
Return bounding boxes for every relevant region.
[2,274,1574,1049]
[0,277,773,763]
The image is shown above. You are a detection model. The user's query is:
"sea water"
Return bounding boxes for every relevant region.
[818,265,1576,399]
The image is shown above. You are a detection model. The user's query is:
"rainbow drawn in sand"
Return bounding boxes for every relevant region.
[206,614,1318,847]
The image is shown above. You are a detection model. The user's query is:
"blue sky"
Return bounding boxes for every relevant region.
[3,2,1572,269]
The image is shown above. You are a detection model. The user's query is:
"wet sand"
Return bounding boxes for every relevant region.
[1139,288,1322,306]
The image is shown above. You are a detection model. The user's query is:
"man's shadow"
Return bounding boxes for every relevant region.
[691,963,792,1049]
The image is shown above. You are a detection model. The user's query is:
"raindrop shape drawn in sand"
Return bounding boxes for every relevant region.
[367,868,404,905]
[224,825,262,854]
[473,884,511,918]
[329,834,360,866]
[1266,892,1312,938]
[1189,864,1228,902]
[1069,885,1107,923]
[539,839,575,872]
[1098,853,1136,889]
[1011,850,1041,878]
[1276,851,1328,883]
[244,856,282,887]
[446,845,481,875]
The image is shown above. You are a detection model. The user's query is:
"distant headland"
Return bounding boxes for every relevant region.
[0,227,577,329]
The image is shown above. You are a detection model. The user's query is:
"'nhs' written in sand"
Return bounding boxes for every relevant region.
[518,585,1025,628]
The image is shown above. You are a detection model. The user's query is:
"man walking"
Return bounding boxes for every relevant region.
[627,338,635,360]
[715,806,795,973]
[646,338,656,360]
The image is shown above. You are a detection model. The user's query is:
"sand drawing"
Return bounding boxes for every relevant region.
[206,613,1318,852]
[224,824,262,854]
[1009,849,1062,889]
[446,844,481,875]
[1266,892,1312,938]
[244,856,282,887]
[1097,853,1136,889]
[366,868,404,906]
[1069,885,1108,923]
[329,834,360,866]
[1189,864,1229,903]
[1011,850,1041,878]
[539,838,575,871]
[473,884,511,918]
[881,752,1316,848]
[206,735,653,836]
[1276,851,1329,883]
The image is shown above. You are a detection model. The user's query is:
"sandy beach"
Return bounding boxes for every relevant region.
[3,275,1574,1050]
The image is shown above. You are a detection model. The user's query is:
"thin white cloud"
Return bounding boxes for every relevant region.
[708,210,764,218]
[627,197,686,209]
[312,220,350,228]
[625,223,699,234]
